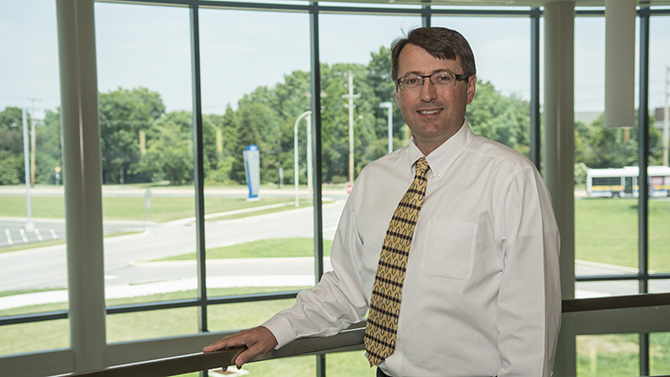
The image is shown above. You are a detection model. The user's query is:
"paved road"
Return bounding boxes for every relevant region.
[0,200,345,292]
[0,218,147,248]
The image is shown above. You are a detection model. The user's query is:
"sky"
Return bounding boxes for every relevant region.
[1,1,669,121]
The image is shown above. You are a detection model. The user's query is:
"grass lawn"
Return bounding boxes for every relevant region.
[0,196,312,223]
[577,334,670,377]
[575,198,670,271]
[155,238,334,261]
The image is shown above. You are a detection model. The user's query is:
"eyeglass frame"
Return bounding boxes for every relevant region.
[395,71,472,91]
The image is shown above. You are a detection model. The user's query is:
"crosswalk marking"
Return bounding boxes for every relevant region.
[50,228,58,239]
[4,229,12,245]
[19,228,28,243]
[34,228,44,241]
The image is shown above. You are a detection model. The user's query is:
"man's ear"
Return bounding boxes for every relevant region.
[466,75,477,104]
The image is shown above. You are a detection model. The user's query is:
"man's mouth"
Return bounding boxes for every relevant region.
[417,109,442,115]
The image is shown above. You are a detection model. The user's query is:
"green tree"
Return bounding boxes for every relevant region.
[99,87,165,184]
[577,112,662,169]
[138,111,193,185]
[229,102,266,184]
[0,106,25,184]
[35,109,64,184]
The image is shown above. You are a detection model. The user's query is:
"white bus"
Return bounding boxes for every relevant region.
[586,166,670,198]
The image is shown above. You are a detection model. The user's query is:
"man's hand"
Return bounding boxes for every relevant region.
[203,326,278,370]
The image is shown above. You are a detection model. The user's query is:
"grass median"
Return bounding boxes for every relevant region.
[0,195,315,223]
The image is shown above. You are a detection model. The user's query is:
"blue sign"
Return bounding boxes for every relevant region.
[243,145,260,200]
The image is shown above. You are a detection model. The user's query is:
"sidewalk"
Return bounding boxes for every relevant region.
[0,258,649,312]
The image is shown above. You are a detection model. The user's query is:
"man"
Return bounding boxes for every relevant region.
[205,27,561,376]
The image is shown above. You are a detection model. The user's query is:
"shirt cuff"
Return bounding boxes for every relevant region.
[261,314,297,350]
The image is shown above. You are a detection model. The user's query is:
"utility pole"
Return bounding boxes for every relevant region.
[28,98,41,186]
[22,108,34,232]
[342,71,360,186]
[664,65,669,166]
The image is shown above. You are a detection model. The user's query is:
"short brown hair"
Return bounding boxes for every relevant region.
[391,27,476,81]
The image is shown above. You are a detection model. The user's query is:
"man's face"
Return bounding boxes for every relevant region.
[395,43,476,155]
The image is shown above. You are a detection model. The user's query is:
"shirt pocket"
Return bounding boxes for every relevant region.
[420,219,477,281]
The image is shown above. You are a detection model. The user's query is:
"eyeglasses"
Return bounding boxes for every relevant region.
[395,71,471,91]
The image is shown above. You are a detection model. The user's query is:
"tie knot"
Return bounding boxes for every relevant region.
[415,157,429,177]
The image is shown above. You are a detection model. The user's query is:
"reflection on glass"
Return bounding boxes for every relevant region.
[577,334,639,377]
[574,16,640,281]
[94,3,196,307]
[106,307,198,343]
[0,319,68,357]
[648,15,670,274]
[0,0,68,354]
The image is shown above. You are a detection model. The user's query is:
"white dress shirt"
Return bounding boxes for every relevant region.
[263,121,561,377]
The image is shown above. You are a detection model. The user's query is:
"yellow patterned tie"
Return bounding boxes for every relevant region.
[364,156,429,366]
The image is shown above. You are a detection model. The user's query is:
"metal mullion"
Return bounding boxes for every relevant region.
[0,311,69,326]
[638,7,651,376]
[189,0,208,335]
[309,4,326,377]
[638,6,651,296]
[430,8,532,17]
[316,5,424,16]
[199,0,309,12]
[207,291,300,305]
[576,274,645,282]
[421,5,430,27]
[530,7,541,169]
[107,299,201,314]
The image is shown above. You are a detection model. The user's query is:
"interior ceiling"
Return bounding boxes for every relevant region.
[328,0,670,7]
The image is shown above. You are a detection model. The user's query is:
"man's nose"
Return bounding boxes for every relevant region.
[420,78,438,101]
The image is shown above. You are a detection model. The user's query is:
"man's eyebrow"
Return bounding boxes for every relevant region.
[400,68,456,76]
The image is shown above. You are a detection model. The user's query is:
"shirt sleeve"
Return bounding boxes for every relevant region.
[495,167,561,377]
[262,187,370,349]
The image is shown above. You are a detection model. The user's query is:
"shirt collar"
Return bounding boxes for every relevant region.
[408,120,473,181]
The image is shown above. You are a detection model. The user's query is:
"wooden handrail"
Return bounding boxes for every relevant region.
[56,292,670,377]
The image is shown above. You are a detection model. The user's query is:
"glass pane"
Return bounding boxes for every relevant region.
[319,14,420,183]
[94,3,196,308]
[326,350,376,377]
[207,291,300,332]
[574,16,639,279]
[575,280,639,299]
[0,319,68,357]
[198,8,320,306]
[648,15,670,274]
[106,307,198,343]
[649,279,670,294]
[0,0,67,353]
[317,17,421,329]
[577,334,639,377]
[241,356,315,377]
[650,332,670,375]
[432,16,532,157]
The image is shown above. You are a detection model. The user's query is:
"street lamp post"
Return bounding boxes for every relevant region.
[22,108,34,232]
[379,102,393,154]
[294,111,312,207]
